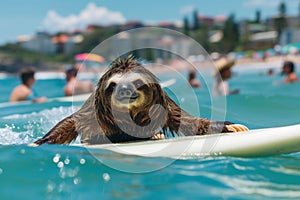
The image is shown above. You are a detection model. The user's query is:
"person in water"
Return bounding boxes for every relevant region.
[281,61,298,83]
[268,68,274,76]
[188,70,202,88]
[10,68,47,103]
[64,66,94,96]
[213,57,239,96]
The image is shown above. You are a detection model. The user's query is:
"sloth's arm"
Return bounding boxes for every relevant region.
[32,115,78,146]
[209,120,249,133]
[165,95,248,136]
[179,114,248,136]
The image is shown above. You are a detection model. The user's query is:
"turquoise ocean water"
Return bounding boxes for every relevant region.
[1,62,300,199]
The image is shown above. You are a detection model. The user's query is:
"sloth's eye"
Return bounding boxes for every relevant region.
[133,79,145,89]
[106,82,116,94]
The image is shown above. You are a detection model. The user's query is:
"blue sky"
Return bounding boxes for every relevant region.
[1,0,299,44]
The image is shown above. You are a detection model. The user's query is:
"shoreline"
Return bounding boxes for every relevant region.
[2,54,300,78]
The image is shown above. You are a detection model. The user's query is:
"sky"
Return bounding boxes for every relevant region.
[1,0,299,45]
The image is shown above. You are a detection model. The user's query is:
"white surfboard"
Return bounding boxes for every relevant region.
[160,78,176,88]
[80,124,300,158]
[0,94,89,109]
[51,93,91,102]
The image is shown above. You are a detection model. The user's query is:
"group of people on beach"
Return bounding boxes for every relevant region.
[188,57,299,95]
[9,65,94,103]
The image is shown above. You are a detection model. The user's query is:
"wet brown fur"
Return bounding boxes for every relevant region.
[34,55,231,145]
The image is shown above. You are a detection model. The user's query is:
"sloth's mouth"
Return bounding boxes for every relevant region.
[116,94,139,104]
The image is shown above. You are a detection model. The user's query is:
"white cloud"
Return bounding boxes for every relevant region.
[243,0,280,8]
[42,3,126,33]
[180,5,196,15]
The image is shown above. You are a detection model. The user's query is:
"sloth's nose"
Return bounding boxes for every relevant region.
[118,87,133,98]
[116,84,137,99]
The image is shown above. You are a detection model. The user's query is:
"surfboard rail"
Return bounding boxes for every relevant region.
[79,124,300,158]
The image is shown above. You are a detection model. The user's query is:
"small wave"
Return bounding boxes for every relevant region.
[269,166,300,176]
[177,170,300,198]
[0,106,78,145]
[232,162,255,171]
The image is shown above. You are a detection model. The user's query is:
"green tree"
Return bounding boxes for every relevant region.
[193,9,200,30]
[255,10,261,23]
[183,16,190,36]
[299,0,300,16]
[190,24,210,52]
[298,0,300,26]
[275,1,287,42]
[279,1,286,16]
[0,43,72,72]
[220,14,239,53]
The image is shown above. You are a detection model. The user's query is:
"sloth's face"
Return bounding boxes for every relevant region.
[104,72,154,110]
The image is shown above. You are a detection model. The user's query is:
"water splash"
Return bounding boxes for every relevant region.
[0,106,79,145]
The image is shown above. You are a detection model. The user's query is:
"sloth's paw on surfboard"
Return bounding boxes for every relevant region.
[226,124,249,132]
[151,132,165,140]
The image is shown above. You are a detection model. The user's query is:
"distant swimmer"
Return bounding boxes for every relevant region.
[213,57,239,96]
[188,70,202,88]
[64,66,94,96]
[10,68,47,103]
[281,61,298,83]
[268,68,274,76]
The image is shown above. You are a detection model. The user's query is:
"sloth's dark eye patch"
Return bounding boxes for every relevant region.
[133,79,147,90]
[106,82,116,94]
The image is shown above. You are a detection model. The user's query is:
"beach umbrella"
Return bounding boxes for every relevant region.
[281,43,300,54]
[75,53,106,63]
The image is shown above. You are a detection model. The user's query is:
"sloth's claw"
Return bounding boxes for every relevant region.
[226,124,249,132]
[151,133,165,140]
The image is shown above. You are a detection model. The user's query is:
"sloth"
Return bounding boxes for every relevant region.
[33,55,248,146]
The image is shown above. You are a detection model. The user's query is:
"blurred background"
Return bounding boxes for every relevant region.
[1,0,300,72]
